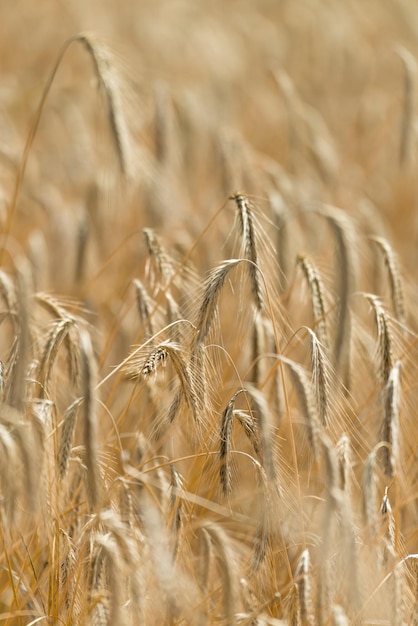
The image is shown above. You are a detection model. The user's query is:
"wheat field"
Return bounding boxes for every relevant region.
[1,1,418,624]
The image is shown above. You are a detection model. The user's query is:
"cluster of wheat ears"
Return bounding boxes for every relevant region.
[2,1,418,624]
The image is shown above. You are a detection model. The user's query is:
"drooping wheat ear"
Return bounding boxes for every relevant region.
[305,327,329,428]
[362,448,379,536]
[321,206,355,390]
[35,293,81,387]
[251,463,276,571]
[58,398,83,479]
[99,510,142,619]
[297,256,329,350]
[195,259,242,348]
[139,345,169,378]
[231,193,265,311]
[0,423,19,522]
[381,361,401,480]
[270,191,289,293]
[197,526,212,593]
[295,549,315,626]
[234,409,261,457]
[363,293,393,386]
[60,529,76,613]
[37,317,75,398]
[12,413,43,513]
[2,33,134,265]
[118,479,132,528]
[143,228,175,290]
[9,260,32,411]
[381,487,396,558]
[280,356,321,461]
[79,329,101,510]
[99,508,140,571]
[145,341,200,423]
[371,235,406,327]
[75,33,133,179]
[396,47,417,167]
[93,535,123,626]
[166,389,183,427]
[337,434,351,495]
[169,464,184,538]
[124,340,200,429]
[133,279,155,338]
[245,385,277,484]
[199,521,239,623]
[252,309,264,386]
[321,433,340,508]
[288,583,302,626]
[220,389,245,496]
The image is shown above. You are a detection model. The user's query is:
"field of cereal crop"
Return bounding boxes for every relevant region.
[1,1,418,623]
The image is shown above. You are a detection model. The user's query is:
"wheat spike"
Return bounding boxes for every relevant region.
[133,279,155,338]
[79,329,101,510]
[58,398,82,479]
[281,356,321,461]
[195,259,242,348]
[143,227,175,290]
[295,549,315,626]
[231,193,265,311]
[219,389,245,497]
[371,235,406,327]
[305,327,330,428]
[199,521,238,623]
[245,384,277,484]
[381,487,396,559]
[76,32,134,179]
[364,293,394,386]
[37,317,74,398]
[362,448,379,537]
[381,361,401,480]
[322,206,355,390]
[297,255,329,350]
[396,46,417,167]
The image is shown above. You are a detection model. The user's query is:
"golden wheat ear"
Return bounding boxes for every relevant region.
[231,193,265,311]
[79,328,101,511]
[320,205,356,392]
[3,33,134,264]
[297,255,329,350]
[370,235,406,327]
[396,46,417,168]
